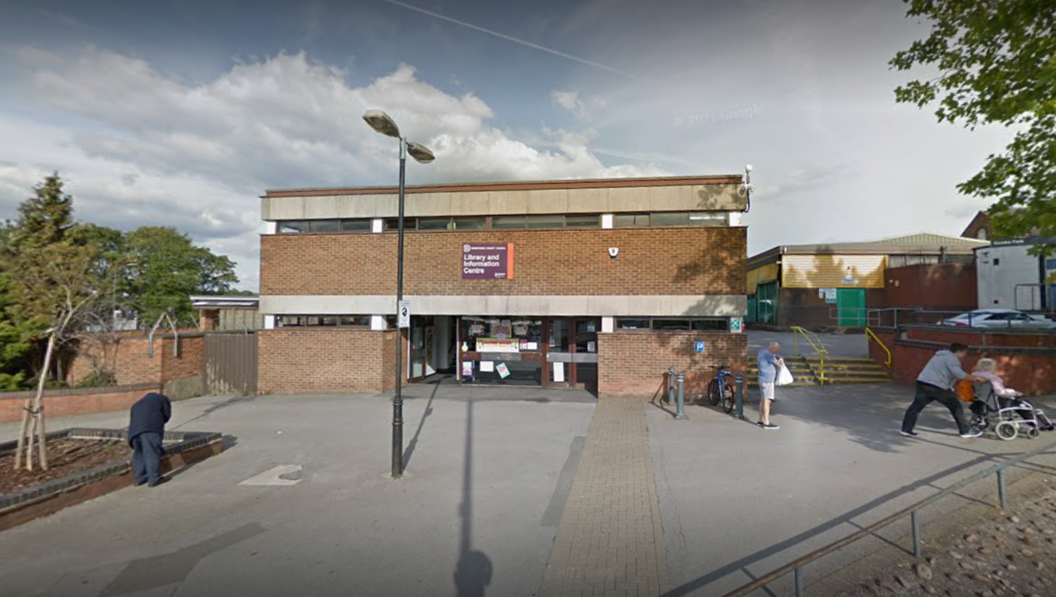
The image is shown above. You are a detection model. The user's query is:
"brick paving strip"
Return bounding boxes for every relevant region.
[539,396,671,597]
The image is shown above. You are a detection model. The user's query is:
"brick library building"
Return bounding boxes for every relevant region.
[258,175,749,396]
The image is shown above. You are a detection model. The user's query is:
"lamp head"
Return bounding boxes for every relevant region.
[407,141,435,164]
[363,110,400,138]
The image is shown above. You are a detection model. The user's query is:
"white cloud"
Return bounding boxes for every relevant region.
[0,46,668,291]
[551,90,591,119]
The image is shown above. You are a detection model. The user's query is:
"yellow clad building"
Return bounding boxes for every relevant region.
[746,233,988,330]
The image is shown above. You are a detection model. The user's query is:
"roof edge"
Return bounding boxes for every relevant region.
[264,174,743,198]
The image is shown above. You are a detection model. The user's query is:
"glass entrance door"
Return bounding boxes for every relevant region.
[409,316,434,382]
[546,318,573,388]
[573,318,600,391]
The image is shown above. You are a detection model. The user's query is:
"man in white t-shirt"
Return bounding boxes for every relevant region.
[756,342,783,430]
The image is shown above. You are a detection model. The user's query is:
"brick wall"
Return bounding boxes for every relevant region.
[261,227,747,297]
[598,331,748,397]
[160,335,205,383]
[68,332,205,387]
[258,329,391,394]
[880,263,977,310]
[0,383,160,423]
[868,327,1056,396]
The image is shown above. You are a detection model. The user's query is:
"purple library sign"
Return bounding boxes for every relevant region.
[462,243,514,279]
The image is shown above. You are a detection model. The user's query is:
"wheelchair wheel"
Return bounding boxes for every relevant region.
[707,379,721,406]
[722,385,736,414]
[994,421,1018,441]
[1026,427,1040,440]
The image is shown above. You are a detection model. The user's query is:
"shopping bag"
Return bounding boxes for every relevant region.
[776,363,794,386]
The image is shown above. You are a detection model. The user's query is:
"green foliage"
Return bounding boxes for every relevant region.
[0,173,242,389]
[120,226,239,325]
[76,369,117,388]
[890,0,1056,252]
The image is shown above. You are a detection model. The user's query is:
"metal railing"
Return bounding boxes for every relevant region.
[867,307,1056,331]
[722,437,1056,597]
[864,327,891,368]
[790,326,828,384]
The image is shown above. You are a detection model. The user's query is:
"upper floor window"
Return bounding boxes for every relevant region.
[614,212,727,227]
[565,214,600,228]
[384,218,418,231]
[278,219,371,233]
[419,217,487,231]
[275,211,726,234]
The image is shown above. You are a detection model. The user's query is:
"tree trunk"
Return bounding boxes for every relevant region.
[31,332,56,470]
[13,401,29,470]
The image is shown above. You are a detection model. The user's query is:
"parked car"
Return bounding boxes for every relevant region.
[939,308,1056,330]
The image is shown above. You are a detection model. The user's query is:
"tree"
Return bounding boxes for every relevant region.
[119,227,239,327]
[2,174,106,471]
[890,0,1056,254]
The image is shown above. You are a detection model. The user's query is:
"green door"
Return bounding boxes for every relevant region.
[837,288,865,327]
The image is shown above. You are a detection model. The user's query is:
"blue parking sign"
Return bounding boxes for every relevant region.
[694,341,706,353]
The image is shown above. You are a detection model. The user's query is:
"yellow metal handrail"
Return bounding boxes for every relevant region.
[865,327,892,368]
[790,326,829,385]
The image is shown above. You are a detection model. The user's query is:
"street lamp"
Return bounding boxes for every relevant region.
[363,109,435,478]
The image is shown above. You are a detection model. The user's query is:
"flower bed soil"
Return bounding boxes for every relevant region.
[0,438,132,495]
[838,484,1056,596]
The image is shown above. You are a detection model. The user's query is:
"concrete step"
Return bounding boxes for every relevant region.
[803,357,879,365]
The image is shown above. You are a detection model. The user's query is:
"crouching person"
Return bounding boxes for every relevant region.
[128,392,172,487]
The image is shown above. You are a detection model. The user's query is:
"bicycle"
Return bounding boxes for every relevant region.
[707,364,737,413]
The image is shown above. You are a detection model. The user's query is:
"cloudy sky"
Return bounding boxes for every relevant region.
[0,0,1012,291]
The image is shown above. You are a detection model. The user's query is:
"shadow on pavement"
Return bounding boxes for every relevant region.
[171,395,257,431]
[454,398,493,597]
[403,378,442,471]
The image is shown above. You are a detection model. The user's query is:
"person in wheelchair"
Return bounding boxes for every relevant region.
[970,358,1031,420]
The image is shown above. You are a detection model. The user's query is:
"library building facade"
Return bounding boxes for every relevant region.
[257,175,749,396]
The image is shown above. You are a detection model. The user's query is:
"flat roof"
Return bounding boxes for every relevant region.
[264,174,742,198]
[748,233,990,269]
[190,295,259,309]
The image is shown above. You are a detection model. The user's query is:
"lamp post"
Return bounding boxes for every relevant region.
[363,109,435,478]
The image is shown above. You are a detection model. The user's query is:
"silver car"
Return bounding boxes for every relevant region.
[940,308,1056,330]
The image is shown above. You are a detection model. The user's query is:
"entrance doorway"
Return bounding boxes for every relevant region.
[545,317,599,390]
[837,288,866,327]
[408,316,456,383]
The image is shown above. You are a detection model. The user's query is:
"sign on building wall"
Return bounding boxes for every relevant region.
[463,243,515,279]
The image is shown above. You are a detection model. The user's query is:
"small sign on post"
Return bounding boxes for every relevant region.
[398,300,411,329]
[730,317,743,334]
[694,341,706,353]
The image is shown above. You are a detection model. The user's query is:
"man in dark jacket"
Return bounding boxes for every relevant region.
[128,392,172,487]
[901,344,985,439]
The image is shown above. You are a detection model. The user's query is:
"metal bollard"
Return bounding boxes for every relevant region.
[668,366,676,405]
[676,373,687,419]
[735,373,745,420]
[997,469,1007,512]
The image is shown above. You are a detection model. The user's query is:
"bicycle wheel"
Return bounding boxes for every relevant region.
[722,385,736,413]
[707,379,720,406]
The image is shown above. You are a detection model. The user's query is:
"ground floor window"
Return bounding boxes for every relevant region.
[615,317,730,331]
[457,316,599,390]
[276,315,371,327]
